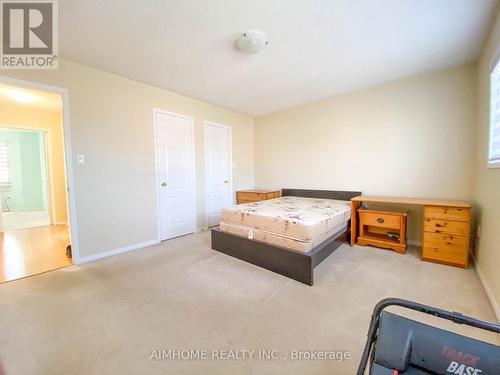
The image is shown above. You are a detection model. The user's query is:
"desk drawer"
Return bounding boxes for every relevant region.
[424,218,469,236]
[422,232,468,267]
[424,206,469,222]
[359,211,401,229]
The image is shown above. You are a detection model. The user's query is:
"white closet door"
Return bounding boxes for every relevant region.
[205,122,232,227]
[155,111,196,240]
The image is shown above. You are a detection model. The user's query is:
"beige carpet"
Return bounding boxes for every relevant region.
[0,231,497,374]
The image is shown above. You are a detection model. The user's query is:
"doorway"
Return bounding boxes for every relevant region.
[204,121,232,227]
[154,109,197,241]
[0,79,77,283]
[0,128,51,231]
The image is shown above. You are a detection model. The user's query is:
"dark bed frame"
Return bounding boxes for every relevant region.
[211,188,361,286]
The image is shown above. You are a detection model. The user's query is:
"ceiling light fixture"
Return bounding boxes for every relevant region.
[235,30,269,54]
[8,90,35,104]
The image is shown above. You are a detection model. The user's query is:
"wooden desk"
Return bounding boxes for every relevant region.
[350,196,472,268]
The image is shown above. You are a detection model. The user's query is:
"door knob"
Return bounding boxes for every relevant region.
[224,179,229,184]
[161,182,167,187]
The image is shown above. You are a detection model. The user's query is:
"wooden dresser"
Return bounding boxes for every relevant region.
[351,196,472,268]
[236,190,281,204]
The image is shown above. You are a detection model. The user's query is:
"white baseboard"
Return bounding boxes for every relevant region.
[474,261,500,323]
[76,228,208,265]
[75,239,160,264]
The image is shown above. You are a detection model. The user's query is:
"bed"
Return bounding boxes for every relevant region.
[211,189,361,285]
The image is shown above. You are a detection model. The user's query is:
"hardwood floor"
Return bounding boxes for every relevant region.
[0,225,72,283]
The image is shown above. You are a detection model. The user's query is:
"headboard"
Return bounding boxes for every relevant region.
[281,189,361,201]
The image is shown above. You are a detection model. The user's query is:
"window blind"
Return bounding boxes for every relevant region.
[489,61,500,165]
[0,141,11,192]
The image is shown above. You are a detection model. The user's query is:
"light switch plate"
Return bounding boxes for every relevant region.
[77,154,85,165]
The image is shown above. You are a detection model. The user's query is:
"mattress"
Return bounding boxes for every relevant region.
[219,196,351,252]
[219,220,347,253]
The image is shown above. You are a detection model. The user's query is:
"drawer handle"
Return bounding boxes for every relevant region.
[377,217,385,224]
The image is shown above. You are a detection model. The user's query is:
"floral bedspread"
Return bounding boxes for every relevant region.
[220,196,351,242]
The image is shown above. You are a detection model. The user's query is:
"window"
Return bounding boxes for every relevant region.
[0,141,11,192]
[489,60,500,167]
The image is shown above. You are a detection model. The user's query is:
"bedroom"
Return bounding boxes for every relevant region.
[0,1,499,374]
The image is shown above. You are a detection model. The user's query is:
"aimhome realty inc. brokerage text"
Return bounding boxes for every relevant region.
[149,349,352,361]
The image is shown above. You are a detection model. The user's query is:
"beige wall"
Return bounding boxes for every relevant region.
[474,9,500,318]
[0,60,254,259]
[0,104,67,224]
[254,65,477,242]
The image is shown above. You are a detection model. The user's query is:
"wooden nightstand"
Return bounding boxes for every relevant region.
[357,208,408,254]
[236,190,281,204]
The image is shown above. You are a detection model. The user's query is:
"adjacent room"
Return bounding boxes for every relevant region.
[0,83,71,283]
[0,1,499,374]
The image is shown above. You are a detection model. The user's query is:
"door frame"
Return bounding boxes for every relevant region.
[38,130,50,217]
[204,121,233,227]
[0,75,81,263]
[153,108,197,241]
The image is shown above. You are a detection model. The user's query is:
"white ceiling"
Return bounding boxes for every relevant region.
[60,0,498,116]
